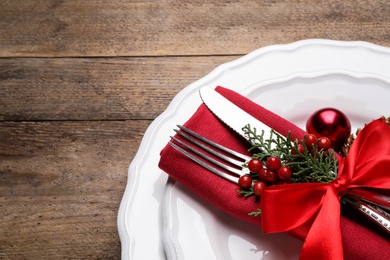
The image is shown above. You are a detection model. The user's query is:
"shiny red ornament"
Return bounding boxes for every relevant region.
[306,108,351,151]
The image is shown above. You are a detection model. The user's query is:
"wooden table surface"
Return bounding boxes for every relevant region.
[1,1,390,259]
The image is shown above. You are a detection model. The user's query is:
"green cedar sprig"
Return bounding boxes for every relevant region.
[237,188,254,197]
[242,124,338,184]
[248,208,261,217]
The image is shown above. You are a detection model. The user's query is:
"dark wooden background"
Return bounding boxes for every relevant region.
[1,1,390,259]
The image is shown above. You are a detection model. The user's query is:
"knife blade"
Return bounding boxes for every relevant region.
[199,86,274,141]
[199,85,390,234]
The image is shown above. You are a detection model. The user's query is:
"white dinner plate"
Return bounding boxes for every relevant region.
[118,39,390,259]
[162,71,390,260]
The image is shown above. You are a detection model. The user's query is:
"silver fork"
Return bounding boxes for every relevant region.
[169,125,390,235]
[169,125,251,184]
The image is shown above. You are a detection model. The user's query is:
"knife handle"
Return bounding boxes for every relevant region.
[353,200,390,234]
[348,189,390,211]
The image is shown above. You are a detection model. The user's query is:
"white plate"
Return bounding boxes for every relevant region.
[162,71,390,260]
[118,39,390,259]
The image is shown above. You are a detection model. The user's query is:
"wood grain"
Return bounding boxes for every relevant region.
[0,120,149,259]
[0,56,235,121]
[1,0,390,57]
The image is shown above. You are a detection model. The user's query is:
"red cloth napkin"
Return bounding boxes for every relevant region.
[159,86,390,259]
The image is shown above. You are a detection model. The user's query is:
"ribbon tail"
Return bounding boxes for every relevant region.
[300,187,343,260]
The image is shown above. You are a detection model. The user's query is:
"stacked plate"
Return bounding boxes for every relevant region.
[118,39,390,259]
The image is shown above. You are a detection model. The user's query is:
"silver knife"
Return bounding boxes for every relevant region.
[199,85,390,234]
[199,86,274,141]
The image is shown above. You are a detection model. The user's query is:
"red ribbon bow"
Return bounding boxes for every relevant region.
[260,118,390,259]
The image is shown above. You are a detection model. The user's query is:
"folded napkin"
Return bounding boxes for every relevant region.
[159,86,390,259]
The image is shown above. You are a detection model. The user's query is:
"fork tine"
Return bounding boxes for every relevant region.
[177,125,251,161]
[170,136,246,176]
[174,129,246,169]
[169,141,239,184]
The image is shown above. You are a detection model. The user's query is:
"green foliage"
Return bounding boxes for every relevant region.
[242,124,338,183]
[248,208,261,217]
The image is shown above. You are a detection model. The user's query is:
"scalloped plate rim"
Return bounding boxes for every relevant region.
[117,39,390,260]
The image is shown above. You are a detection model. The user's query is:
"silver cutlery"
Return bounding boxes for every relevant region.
[169,125,250,184]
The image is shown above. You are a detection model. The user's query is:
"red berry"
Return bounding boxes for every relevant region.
[277,166,292,181]
[318,137,331,151]
[266,171,278,183]
[259,168,278,183]
[291,144,305,155]
[253,181,266,196]
[304,134,317,150]
[325,148,335,157]
[266,156,281,171]
[238,175,252,189]
[248,158,263,173]
[258,168,269,181]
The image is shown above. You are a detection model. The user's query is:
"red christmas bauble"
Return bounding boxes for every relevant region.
[306,108,351,151]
